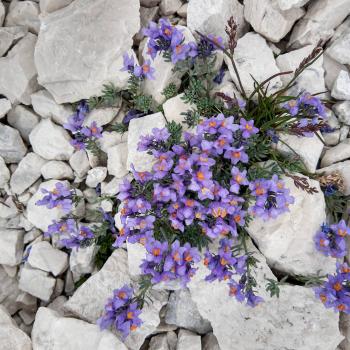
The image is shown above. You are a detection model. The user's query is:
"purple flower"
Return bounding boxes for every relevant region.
[224,147,249,165]
[230,167,249,194]
[134,60,155,80]
[61,225,94,249]
[239,118,259,138]
[283,99,299,116]
[121,53,135,73]
[63,101,87,133]
[81,121,102,138]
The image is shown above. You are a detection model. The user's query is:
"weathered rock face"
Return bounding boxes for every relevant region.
[247,176,334,276]
[0,228,24,266]
[163,94,194,128]
[41,161,74,180]
[332,70,350,100]
[277,0,310,10]
[34,0,140,103]
[333,101,350,125]
[176,329,201,350]
[244,0,304,43]
[0,156,10,188]
[0,123,27,163]
[32,307,128,350]
[0,33,38,105]
[0,26,28,57]
[327,27,350,65]
[321,139,350,168]
[0,98,11,119]
[0,1,4,26]
[107,143,128,178]
[39,0,74,14]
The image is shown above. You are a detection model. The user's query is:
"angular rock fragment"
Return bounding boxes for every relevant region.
[39,0,74,14]
[69,150,90,178]
[321,140,350,167]
[0,26,28,57]
[0,123,27,163]
[333,101,350,125]
[0,228,24,266]
[332,70,350,100]
[86,167,107,188]
[0,156,10,188]
[277,0,310,10]
[327,27,350,65]
[107,143,128,178]
[176,329,201,350]
[41,161,74,180]
[0,98,11,119]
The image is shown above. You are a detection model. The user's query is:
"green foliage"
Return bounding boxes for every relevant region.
[182,109,202,128]
[166,121,183,146]
[88,83,120,109]
[93,222,116,269]
[134,94,153,113]
[109,122,128,134]
[325,191,350,223]
[293,271,326,287]
[265,276,288,298]
[162,83,178,101]
[85,138,103,157]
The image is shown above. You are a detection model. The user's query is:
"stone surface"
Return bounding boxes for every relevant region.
[165,288,212,334]
[244,0,304,43]
[0,33,38,105]
[107,143,128,178]
[163,93,193,127]
[10,152,47,194]
[5,0,40,34]
[141,0,161,7]
[0,26,28,57]
[127,112,166,172]
[176,329,201,350]
[149,334,170,350]
[323,53,348,91]
[29,119,74,161]
[35,0,140,103]
[41,161,74,180]
[86,167,107,188]
[160,0,182,15]
[276,133,324,173]
[69,150,90,178]
[28,241,69,276]
[328,27,350,65]
[247,175,334,276]
[7,105,40,142]
[0,98,11,119]
[0,228,24,266]
[0,122,27,163]
[202,333,220,350]
[225,32,282,97]
[321,140,350,167]
[277,0,310,10]
[0,1,4,26]
[289,0,350,48]
[40,0,74,13]
[19,266,56,301]
[0,156,10,188]
[333,101,350,125]
[70,244,97,279]
[332,70,350,100]
[32,307,128,350]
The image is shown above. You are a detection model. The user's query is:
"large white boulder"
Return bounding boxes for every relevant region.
[34,0,140,103]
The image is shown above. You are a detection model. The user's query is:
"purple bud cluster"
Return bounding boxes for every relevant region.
[97,285,142,339]
[121,53,155,80]
[63,101,102,150]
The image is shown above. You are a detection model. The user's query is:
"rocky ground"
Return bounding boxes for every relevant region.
[0,0,350,349]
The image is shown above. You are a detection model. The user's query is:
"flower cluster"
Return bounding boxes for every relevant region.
[97,285,142,339]
[314,220,350,258]
[121,53,155,80]
[63,101,102,150]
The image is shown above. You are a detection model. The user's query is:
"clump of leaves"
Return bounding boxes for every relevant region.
[88,83,121,109]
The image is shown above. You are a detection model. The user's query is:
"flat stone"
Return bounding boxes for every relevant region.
[0,228,24,266]
[0,26,28,57]
[0,33,38,105]
[276,133,324,173]
[333,101,350,125]
[0,98,11,119]
[107,143,128,178]
[86,167,107,188]
[10,152,47,195]
[29,119,74,161]
[224,32,282,97]
[244,0,304,43]
[247,175,334,276]
[277,0,310,10]
[328,27,350,65]
[32,307,128,350]
[69,150,91,178]
[41,161,74,180]
[34,0,140,103]
[176,329,201,350]
[0,122,27,163]
[127,112,166,172]
[19,266,56,301]
[0,156,10,188]
[321,139,350,167]
[7,105,40,142]
[39,0,74,13]
[5,0,40,34]
[332,70,350,100]
[28,241,69,276]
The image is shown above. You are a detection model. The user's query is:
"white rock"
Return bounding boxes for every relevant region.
[0,26,28,57]
[31,90,73,125]
[0,266,21,315]
[107,143,128,178]
[126,241,146,280]
[70,243,97,279]
[127,112,166,172]
[333,101,350,125]
[99,131,125,153]
[7,105,40,142]
[0,228,24,266]
[224,32,282,97]
[202,333,220,350]
[160,0,182,15]
[321,139,350,167]
[0,197,19,220]
[332,70,350,100]
[247,175,334,276]
[35,0,140,103]
[323,53,347,91]
[323,130,341,146]
[0,156,10,188]
[187,0,247,45]
[0,98,11,119]
[163,94,193,127]
[32,307,128,350]
[188,245,342,350]
[289,0,350,48]
[141,0,161,7]
[15,292,37,312]
[165,288,212,334]
[6,1,40,34]
[29,119,74,161]
[176,329,201,350]
[28,241,68,276]
[83,107,120,128]
[0,305,32,350]
[86,167,107,188]
[327,27,350,65]
[277,0,310,10]
[69,150,90,178]
[101,177,124,196]
[41,161,74,180]
[0,33,38,105]
[10,153,47,195]
[19,266,56,301]
[276,133,324,173]
[340,125,350,141]
[244,0,304,43]
[0,122,27,163]
[276,45,326,96]
[0,1,4,26]
[149,334,170,350]
[39,0,74,13]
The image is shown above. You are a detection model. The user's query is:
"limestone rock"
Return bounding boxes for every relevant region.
[0,33,38,105]
[0,98,11,119]
[5,1,40,34]
[160,0,182,16]
[321,139,350,167]
[333,101,350,125]
[163,94,194,128]
[7,105,40,142]
[107,143,128,178]
[32,307,128,350]
[34,0,140,103]
[0,266,21,315]
[19,266,56,301]
[224,32,282,96]
[41,161,74,180]
[28,241,68,276]
[10,153,47,195]
[0,156,10,188]
[70,244,97,280]
[277,0,310,10]
[323,53,348,91]
[332,70,350,100]
[0,228,24,266]
[29,119,74,161]
[247,175,334,276]
[176,329,201,350]
[289,0,350,48]
[149,334,170,350]
[86,167,107,188]
[69,150,90,178]
[141,0,161,7]
[83,106,120,128]
[127,112,166,172]
[202,333,220,350]
[327,27,350,65]
[39,0,74,13]
[0,1,4,26]
[99,131,125,154]
[0,26,28,57]
[0,123,27,164]
[244,0,304,43]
